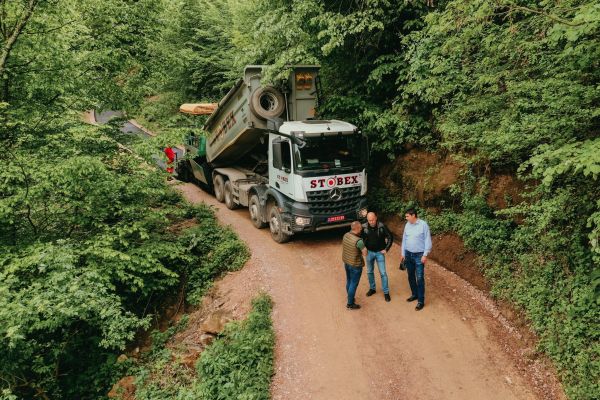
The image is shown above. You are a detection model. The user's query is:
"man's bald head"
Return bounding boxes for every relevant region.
[351,221,362,234]
[367,211,378,227]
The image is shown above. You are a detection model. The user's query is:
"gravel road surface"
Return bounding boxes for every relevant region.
[177,182,564,400]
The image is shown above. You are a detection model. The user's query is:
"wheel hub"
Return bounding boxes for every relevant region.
[270,216,279,234]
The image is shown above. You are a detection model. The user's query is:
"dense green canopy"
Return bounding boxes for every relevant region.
[1,0,598,398]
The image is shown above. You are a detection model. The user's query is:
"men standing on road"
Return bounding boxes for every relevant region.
[342,221,367,310]
[362,211,394,302]
[400,208,432,311]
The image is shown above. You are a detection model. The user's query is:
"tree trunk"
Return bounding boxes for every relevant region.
[0,0,39,102]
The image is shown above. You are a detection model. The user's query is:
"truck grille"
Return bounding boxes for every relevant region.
[306,186,362,215]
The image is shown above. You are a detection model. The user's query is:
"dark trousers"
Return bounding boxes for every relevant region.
[345,263,363,305]
[405,251,425,304]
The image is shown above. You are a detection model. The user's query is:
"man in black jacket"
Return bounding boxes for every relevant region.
[362,211,394,302]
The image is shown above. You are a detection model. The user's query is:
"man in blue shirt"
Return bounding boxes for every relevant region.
[400,208,432,311]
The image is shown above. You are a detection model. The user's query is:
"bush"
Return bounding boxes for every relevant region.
[195,294,274,400]
[0,121,249,399]
[132,294,274,400]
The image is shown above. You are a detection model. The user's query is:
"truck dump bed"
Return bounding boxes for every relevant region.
[203,65,320,166]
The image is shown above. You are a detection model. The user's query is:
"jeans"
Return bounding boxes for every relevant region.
[405,250,425,304]
[366,250,389,294]
[345,264,363,305]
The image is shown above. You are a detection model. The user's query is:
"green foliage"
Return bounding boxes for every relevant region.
[0,1,250,397]
[195,294,274,400]
[0,120,249,397]
[131,294,274,400]
[134,92,206,134]
[405,0,600,166]
[3,0,599,398]
[526,138,600,186]
[181,213,250,304]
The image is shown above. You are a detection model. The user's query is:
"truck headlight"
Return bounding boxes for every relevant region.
[294,216,311,226]
[358,208,368,218]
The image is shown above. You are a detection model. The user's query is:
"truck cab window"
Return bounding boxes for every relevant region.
[294,135,364,170]
[281,141,291,171]
[273,140,292,172]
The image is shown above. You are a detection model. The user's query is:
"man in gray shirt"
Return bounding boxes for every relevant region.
[400,208,432,311]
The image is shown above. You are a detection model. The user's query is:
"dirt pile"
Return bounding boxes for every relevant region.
[378,149,462,209]
[487,174,525,210]
[380,149,525,211]
[108,376,136,400]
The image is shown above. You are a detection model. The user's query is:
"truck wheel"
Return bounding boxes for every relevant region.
[176,161,191,182]
[213,174,225,202]
[224,180,238,210]
[249,194,266,229]
[250,86,285,120]
[268,204,292,243]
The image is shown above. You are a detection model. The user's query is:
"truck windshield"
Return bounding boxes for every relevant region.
[294,135,365,171]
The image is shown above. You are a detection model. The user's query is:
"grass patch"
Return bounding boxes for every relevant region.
[195,294,274,400]
[130,294,274,400]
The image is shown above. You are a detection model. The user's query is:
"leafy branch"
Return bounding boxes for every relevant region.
[506,2,589,27]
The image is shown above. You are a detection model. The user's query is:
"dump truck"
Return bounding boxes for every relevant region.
[176,65,368,243]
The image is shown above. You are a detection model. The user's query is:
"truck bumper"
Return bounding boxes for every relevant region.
[283,196,368,233]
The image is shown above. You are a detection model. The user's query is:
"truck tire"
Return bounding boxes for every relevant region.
[250,86,285,120]
[268,204,292,243]
[224,180,238,210]
[213,174,225,202]
[249,194,266,229]
[176,160,191,182]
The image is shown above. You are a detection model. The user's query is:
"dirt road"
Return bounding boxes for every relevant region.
[177,182,564,400]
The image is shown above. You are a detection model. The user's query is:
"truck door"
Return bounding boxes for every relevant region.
[270,138,294,198]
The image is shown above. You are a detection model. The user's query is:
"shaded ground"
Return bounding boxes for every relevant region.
[174,182,565,400]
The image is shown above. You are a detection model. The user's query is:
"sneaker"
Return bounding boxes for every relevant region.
[366,289,376,297]
[384,293,391,302]
[415,303,424,311]
[406,295,418,302]
[347,303,361,310]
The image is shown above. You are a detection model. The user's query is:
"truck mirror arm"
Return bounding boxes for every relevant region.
[263,129,307,149]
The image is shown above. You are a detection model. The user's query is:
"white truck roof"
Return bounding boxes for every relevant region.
[279,120,358,137]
